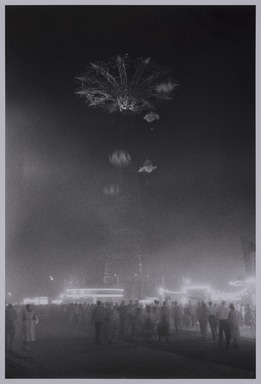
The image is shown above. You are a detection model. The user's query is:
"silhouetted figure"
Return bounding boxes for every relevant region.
[244,304,255,329]
[217,301,231,349]
[198,302,208,340]
[142,305,154,343]
[172,301,181,335]
[228,303,240,348]
[118,301,127,339]
[5,304,18,352]
[91,301,103,344]
[157,302,170,343]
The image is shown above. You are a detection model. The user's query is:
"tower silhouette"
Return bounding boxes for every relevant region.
[103,162,145,299]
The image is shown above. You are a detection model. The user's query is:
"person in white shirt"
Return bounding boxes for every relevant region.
[216,301,231,348]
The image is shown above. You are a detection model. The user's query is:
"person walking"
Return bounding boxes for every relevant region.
[91,301,104,344]
[228,303,240,348]
[21,304,39,353]
[216,300,231,349]
[207,301,218,340]
[5,304,18,352]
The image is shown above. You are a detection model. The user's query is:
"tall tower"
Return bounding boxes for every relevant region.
[103,160,145,300]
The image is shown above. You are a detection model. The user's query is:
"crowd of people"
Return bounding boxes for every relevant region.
[5,299,256,353]
[89,299,255,348]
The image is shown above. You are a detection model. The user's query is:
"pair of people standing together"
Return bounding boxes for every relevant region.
[5,303,39,353]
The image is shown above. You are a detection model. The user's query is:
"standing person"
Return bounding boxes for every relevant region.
[207,301,218,340]
[111,303,119,341]
[118,301,127,340]
[91,301,104,344]
[183,304,191,328]
[133,306,143,340]
[216,300,231,349]
[5,304,18,352]
[237,303,244,327]
[68,303,74,324]
[188,300,196,328]
[179,303,184,328]
[151,306,159,341]
[125,300,135,341]
[73,304,80,325]
[101,302,113,343]
[228,303,240,348]
[157,302,170,343]
[173,301,181,335]
[21,304,39,353]
[244,304,254,329]
[213,303,219,333]
[142,305,154,343]
[198,302,208,340]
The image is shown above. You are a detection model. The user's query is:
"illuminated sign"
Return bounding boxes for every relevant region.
[23,297,48,305]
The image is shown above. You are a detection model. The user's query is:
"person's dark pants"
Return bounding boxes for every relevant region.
[94,321,102,343]
[208,315,217,339]
[218,319,231,348]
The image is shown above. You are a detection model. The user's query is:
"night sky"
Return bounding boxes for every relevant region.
[6,5,255,300]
